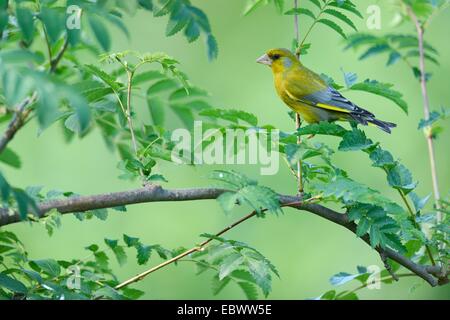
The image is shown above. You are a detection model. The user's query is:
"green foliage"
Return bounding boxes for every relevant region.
[345,33,440,81]
[0,0,448,301]
[0,231,168,299]
[210,170,282,216]
[350,80,408,114]
[191,235,279,298]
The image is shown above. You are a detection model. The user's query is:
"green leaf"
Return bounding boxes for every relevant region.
[89,15,111,51]
[200,108,258,126]
[105,239,127,266]
[356,217,370,236]
[13,189,38,220]
[40,7,65,44]
[308,0,322,9]
[16,7,35,44]
[0,148,21,169]
[121,287,145,300]
[329,272,363,286]
[297,122,347,137]
[0,174,10,202]
[147,97,165,126]
[359,44,391,60]
[318,290,336,300]
[0,273,28,294]
[418,111,440,129]
[237,281,258,300]
[284,8,316,19]
[29,259,61,277]
[217,192,239,213]
[92,209,108,221]
[311,177,395,210]
[338,129,374,152]
[211,275,230,295]
[83,65,122,91]
[342,69,358,88]
[409,192,431,213]
[324,9,357,31]
[387,51,402,66]
[219,253,244,280]
[328,1,363,18]
[94,286,123,300]
[350,80,408,114]
[387,164,417,194]
[123,234,140,247]
[318,19,347,39]
[369,148,395,168]
[207,34,219,61]
[185,19,201,42]
[243,0,266,16]
[136,244,151,265]
[245,255,271,297]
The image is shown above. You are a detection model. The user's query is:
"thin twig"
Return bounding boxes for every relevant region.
[293,0,304,194]
[0,36,70,154]
[405,6,442,219]
[348,273,416,295]
[115,209,262,290]
[398,189,436,266]
[299,0,332,49]
[125,70,140,157]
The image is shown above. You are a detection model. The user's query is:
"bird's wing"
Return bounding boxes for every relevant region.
[286,85,374,117]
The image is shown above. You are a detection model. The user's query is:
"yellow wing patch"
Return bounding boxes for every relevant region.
[315,103,352,113]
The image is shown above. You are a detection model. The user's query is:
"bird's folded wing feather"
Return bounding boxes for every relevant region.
[285,80,374,117]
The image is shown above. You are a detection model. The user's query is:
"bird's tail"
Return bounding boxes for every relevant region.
[350,114,397,134]
[367,118,397,134]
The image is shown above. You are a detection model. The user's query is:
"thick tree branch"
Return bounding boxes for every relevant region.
[0,185,445,287]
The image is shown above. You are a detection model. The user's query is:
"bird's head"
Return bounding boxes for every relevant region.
[256,48,299,73]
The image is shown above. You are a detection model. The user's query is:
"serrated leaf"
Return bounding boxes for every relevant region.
[207,34,218,61]
[338,129,374,151]
[211,275,231,295]
[387,164,417,194]
[318,19,347,39]
[297,122,347,137]
[324,9,357,31]
[285,8,315,19]
[137,244,151,265]
[350,80,408,114]
[219,253,244,280]
[359,44,391,60]
[237,281,258,300]
[200,108,258,126]
[369,148,395,168]
[217,192,239,213]
[328,1,363,18]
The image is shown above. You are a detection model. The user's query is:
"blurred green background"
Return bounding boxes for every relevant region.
[3,0,450,299]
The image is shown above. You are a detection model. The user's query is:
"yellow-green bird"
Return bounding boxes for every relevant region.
[257,48,396,133]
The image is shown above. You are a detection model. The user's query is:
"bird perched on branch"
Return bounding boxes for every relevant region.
[256,48,396,133]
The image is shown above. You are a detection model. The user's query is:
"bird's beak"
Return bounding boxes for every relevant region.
[256,53,272,66]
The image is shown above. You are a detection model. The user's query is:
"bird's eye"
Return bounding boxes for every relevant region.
[272,54,280,60]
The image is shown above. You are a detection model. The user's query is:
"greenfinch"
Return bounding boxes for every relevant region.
[257,48,396,133]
